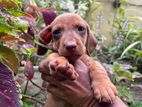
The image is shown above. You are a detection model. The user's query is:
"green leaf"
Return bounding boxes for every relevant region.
[0,23,13,35]
[117,70,133,81]
[113,62,121,72]
[133,49,142,57]
[6,9,32,17]
[118,7,125,16]
[120,41,142,58]
[0,45,19,74]
[7,16,29,29]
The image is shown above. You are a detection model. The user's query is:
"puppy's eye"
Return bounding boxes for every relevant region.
[77,26,85,33]
[52,29,61,39]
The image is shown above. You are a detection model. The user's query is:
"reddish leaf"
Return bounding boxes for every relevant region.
[27,27,35,38]
[42,9,56,25]
[37,32,52,55]
[25,11,37,18]
[24,61,35,80]
[0,35,19,41]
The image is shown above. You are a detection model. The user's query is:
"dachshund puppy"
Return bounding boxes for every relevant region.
[39,13,118,107]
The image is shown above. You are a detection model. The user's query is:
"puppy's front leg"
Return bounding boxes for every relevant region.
[45,53,78,81]
[80,54,118,103]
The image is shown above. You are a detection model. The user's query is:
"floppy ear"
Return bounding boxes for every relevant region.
[37,26,52,55]
[86,25,97,55]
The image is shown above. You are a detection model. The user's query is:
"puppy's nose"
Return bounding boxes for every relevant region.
[65,42,77,51]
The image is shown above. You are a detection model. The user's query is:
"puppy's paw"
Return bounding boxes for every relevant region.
[92,78,118,103]
[49,57,78,81]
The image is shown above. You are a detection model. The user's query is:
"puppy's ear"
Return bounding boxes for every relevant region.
[37,26,52,55]
[86,25,97,55]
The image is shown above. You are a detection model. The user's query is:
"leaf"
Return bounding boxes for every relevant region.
[133,49,142,57]
[0,62,21,107]
[120,41,142,58]
[42,9,56,25]
[24,61,35,80]
[6,9,32,17]
[0,23,13,36]
[0,0,18,9]
[0,45,19,74]
[0,35,20,41]
[7,16,29,29]
[117,70,133,81]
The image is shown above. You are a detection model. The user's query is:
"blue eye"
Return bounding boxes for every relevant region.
[52,29,61,39]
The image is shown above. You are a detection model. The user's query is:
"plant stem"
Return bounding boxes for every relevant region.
[30,80,45,91]
[22,94,45,105]
[23,80,29,94]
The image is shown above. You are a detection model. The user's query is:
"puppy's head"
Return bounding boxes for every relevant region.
[39,13,97,59]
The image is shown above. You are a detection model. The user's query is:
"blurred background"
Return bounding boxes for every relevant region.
[0,0,142,107]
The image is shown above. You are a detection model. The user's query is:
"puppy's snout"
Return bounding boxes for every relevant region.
[65,42,77,51]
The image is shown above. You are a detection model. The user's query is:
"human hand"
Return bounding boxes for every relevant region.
[39,59,96,107]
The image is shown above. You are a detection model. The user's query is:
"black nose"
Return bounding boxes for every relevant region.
[65,42,77,51]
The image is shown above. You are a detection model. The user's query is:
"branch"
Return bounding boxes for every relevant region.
[22,94,45,105]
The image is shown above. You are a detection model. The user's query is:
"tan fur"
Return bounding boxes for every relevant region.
[40,13,118,107]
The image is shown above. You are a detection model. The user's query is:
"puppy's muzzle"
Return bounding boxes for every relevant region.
[65,41,77,52]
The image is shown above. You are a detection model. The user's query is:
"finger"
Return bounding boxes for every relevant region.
[46,84,61,94]
[41,74,59,85]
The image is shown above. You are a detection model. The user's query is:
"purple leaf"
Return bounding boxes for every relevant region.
[37,38,48,55]
[27,27,35,38]
[19,16,36,26]
[0,62,21,107]
[18,27,35,45]
[24,61,34,80]
[42,9,56,25]
[23,44,35,49]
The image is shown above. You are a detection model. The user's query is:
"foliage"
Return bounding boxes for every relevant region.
[1,0,141,106]
[130,101,142,107]
[97,2,142,71]
[0,62,21,107]
[94,1,142,105]
[116,84,133,103]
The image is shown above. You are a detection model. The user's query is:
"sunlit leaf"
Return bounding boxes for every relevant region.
[6,9,33,17]
[0,24,13,36]
[0,45,19,74]
[118,7,125,16]
[7,16,29,29]
[23,44,36,55]
[0,0,18,9]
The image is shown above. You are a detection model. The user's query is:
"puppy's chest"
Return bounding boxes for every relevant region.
[72,60,89,74]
